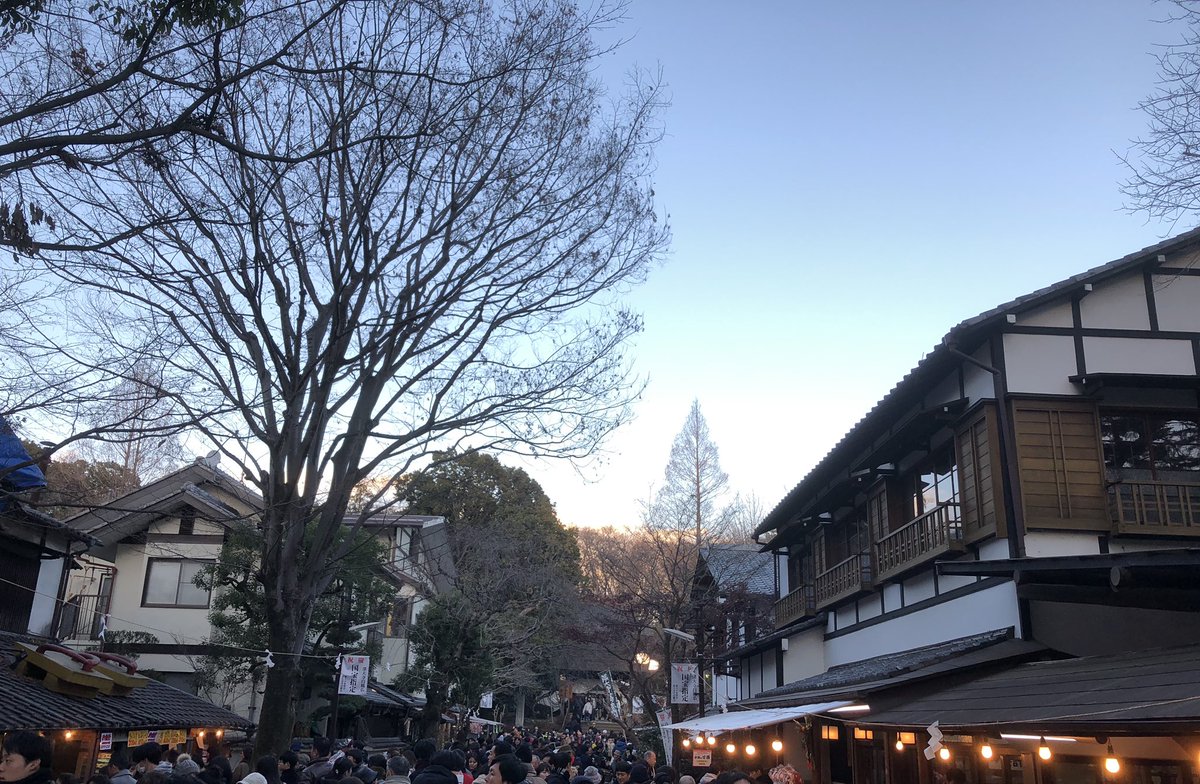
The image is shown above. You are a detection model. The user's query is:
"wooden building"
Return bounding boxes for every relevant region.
[687,229,1200,784]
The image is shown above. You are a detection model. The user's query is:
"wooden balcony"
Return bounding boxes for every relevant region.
[1109,480,1200,536]
[874,502,964,582]
[774,585,816,629]
[814,553,873,609]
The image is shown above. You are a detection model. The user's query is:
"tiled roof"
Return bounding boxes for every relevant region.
[756,226,1200,536]
[864,642,1200,729]
[752,628,1022,701]
[699,544,775,596]
[0,632,253,731]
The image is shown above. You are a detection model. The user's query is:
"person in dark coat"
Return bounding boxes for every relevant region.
[0,732,54,784]
[411,753,458,784]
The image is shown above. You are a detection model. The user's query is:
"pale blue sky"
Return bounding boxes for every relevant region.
[524,1,1187,528]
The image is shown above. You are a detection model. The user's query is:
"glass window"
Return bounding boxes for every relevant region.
[143,559,212,607]
[908,446,959,520]
[1101,411,1200,475]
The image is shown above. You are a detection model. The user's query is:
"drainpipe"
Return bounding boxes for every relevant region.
[947,344,1026,559]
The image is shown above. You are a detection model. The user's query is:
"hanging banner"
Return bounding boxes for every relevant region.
[671,662,699,704]
[599,672,623,719]
[479,692,494,709]
[656,709,673,766]
[338,655,370,695]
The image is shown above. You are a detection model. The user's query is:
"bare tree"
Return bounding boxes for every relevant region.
[7,0,667,753]
[647,399,741,544]
[1123,1,1200,218]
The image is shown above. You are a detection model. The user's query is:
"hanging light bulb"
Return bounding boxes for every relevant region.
[772,740,783,753]
[683,738,691,749]
[707,735,717,746]
[726,743,736,754]
[745,744,757,756]
[1105,744,1120,774]
[938,747,951,761]
[895,738,905,751]
[1038,738,1052,761]
[980,742,994,760]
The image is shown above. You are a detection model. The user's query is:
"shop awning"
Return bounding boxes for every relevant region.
[862,642,1200,733]
[663,701,852,732]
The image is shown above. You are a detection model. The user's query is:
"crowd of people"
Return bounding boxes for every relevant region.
[0,727,778,784]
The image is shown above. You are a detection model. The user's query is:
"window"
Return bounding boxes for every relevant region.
[395,527,421,567]
[143,559,212,608]
[907,446,959,520]
[1101,410,1200,475]
[384,597,411,637]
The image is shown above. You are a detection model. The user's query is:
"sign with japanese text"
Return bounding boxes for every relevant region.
[127,730,186,747]
[99,733,113,751]
[657,709,673,766]
[600,672,623,719]
[671,662,699,704]
[338,655,370,695]
[692,750,712,768]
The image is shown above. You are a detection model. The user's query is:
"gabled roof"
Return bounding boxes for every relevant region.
[698,544,775,596]
[756,226,1200,537]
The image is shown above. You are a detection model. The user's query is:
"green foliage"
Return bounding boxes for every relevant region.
[93,629,159,660]
[2,0,244,40]
[22,443,140,519]
[395,592,494,716]
[195,518,394,706]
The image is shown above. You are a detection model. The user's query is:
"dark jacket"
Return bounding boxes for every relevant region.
[353,765,378,784]
[300,758,335,784]
[210,755,235,784]
[411,765,457,784]
[8,768,54,784]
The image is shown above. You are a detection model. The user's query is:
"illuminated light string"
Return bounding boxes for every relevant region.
[0,574,367,662]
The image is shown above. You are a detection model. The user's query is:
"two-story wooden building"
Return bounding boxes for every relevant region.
[698,229,1200,784]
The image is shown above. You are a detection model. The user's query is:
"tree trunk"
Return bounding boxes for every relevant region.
[255,610,307,757]
[515,690,525,727]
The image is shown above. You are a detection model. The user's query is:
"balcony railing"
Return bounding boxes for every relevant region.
[815,553,873,609]
[774,585,816,629]
[1109,480,1200,536]
[874,502,964,582]
[57,593,109,641]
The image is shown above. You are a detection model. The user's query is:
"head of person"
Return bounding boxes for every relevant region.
[344,751,364,769]
[550,752,571,773]
[386,758,410,780]
[613,763,631,784]
[678,777,695,784]
[109,753,132,775]
[413,742,436,765]
[255,758,278,781]
[713,773,752,784]
[628,766,650,784]
[368,757,386,774]
[640,754,655,771]
[312,739,333,760]
[1,734,52,784]
[279,753,298,773]
[487,756,524,784]
[176,758,202,777]
[653,767,675,784]
[334,759,354,778]
[429,753,460,774]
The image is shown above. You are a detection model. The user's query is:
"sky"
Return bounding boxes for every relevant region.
[519,1,1189,529]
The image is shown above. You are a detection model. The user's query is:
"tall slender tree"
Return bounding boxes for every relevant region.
[648,400,735,544]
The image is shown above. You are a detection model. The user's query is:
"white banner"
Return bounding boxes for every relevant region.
[671,662,699,704]
[338,655,370,695]
[599,672,623,718]
[656,709,673,766]
[480,691,494,709]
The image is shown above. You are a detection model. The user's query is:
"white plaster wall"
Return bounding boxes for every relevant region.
[1153,274,1200,332]
[1002,334,1079,396]
[1017,300,1074,328]
[108,544,218,642]
[835,604,856,630]
[29,557,64,637]
[1082,336,1195,375]
[781,625,826,684]
[1079,273,1151,330]
[925,371,962,408]
[902,571,937,604]
[1106,538,1191,553]
[742,655,762,698]
[762,648,779,691]
[824,581,1020,667]
[938,573,976,593]
[882,583,903,613]
[1022,531,1101,558]
[963,345,996,403]
[857,594,882,622]
[977,538,1011,560]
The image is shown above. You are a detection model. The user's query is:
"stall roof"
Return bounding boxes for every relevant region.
[0,635,252,731]
[862,642,1200,733]
[664,702,852,732]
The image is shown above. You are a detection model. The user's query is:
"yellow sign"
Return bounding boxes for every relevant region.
[127,730,187,747]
